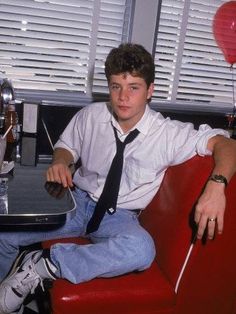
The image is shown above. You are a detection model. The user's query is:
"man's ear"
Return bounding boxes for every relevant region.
[147,83,154,101]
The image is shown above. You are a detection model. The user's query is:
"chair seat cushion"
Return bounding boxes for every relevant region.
[50,261,175,314]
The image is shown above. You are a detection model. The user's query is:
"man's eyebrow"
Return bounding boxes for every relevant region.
[109,82,142,86]
[128,82,142,86]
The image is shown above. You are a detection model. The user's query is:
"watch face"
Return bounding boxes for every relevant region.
[210,174,227,186]
[214,175,224,181]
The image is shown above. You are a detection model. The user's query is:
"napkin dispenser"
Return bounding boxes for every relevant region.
[21,103,39,166]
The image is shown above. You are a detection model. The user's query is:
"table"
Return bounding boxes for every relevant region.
[0,162,76,225]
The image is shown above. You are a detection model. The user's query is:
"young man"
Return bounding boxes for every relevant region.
[0,43,236,314]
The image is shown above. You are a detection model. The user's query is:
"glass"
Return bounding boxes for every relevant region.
[0,136,6,171]
[0,178,8,214]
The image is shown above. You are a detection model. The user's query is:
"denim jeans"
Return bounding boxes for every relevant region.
[0,188,156,283]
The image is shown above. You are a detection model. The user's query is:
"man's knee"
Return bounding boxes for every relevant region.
[128,229,156,271]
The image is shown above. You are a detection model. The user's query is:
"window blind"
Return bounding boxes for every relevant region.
[154,0,235,112]
[0,0,131,103]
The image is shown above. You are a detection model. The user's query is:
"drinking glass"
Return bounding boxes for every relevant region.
[0,136,6,171]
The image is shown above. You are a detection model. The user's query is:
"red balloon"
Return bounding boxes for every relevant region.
[213,1,236,65]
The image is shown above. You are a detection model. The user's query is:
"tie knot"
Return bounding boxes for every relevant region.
[113,127,139,147]
[124,129,140,144]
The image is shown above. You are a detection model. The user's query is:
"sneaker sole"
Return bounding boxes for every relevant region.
[11,304,24,314]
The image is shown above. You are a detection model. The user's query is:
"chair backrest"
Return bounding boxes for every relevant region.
[139,155,213,288]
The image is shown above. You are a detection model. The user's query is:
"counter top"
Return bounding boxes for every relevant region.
[0,163,76,225]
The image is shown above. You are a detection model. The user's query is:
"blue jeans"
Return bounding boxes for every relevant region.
[0,188,156,283]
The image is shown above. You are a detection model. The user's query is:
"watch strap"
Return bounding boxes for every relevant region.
[209,174,228,187]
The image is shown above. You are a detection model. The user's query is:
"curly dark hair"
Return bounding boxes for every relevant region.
[105,43,155,87]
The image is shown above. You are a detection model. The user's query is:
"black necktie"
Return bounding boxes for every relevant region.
[86,127,139,234]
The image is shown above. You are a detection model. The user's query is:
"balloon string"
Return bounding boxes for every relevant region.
[230,64,236,116]
[227,65,236,134]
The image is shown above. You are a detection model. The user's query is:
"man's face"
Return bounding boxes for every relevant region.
[108,73,154,132]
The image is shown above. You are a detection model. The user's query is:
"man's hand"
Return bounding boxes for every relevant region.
[46,161,73,188]
[46,148,74,188]
[44,181,68,199]
[195,134,236,240]
[194,180,226,240]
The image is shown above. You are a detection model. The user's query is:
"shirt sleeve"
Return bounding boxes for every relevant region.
[54,109,86,163]
[195,124,229,156]
[167,120,230,166]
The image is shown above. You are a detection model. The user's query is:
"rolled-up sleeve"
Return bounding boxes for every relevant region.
[168,121,230,166]
[195,124,230,156]
[54,111,85,163]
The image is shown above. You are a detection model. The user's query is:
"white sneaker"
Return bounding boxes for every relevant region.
[0,250,51,314]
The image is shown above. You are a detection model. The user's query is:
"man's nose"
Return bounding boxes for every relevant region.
[119,88,128,100]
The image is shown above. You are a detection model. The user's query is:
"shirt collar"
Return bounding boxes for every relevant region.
[110,104,152,136]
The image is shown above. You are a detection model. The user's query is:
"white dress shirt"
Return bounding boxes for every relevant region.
[54,102,229,210]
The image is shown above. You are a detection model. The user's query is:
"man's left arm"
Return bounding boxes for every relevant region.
[195,135,236,240]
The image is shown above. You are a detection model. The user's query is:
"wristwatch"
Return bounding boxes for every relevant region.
[209,174,228,187]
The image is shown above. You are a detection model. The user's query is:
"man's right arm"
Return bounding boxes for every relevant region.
[46,147,74,188]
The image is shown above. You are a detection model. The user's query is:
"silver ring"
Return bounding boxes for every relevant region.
[208,218,216,222]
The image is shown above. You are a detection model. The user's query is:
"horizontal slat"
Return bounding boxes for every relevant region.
[0,21,92,36]
[0,35,90,49]
[0,44,89,58]
[0,29,91,43]
[0,60,88,75]
[0,13,92,28]
[12,81,86,92]
[1,2,93,16]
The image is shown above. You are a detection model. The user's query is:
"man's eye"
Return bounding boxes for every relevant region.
[111,84,119,89]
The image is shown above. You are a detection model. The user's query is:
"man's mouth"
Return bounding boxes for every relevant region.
[118,105,129,111]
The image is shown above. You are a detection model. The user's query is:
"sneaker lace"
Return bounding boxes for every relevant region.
[13,264,44,296]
